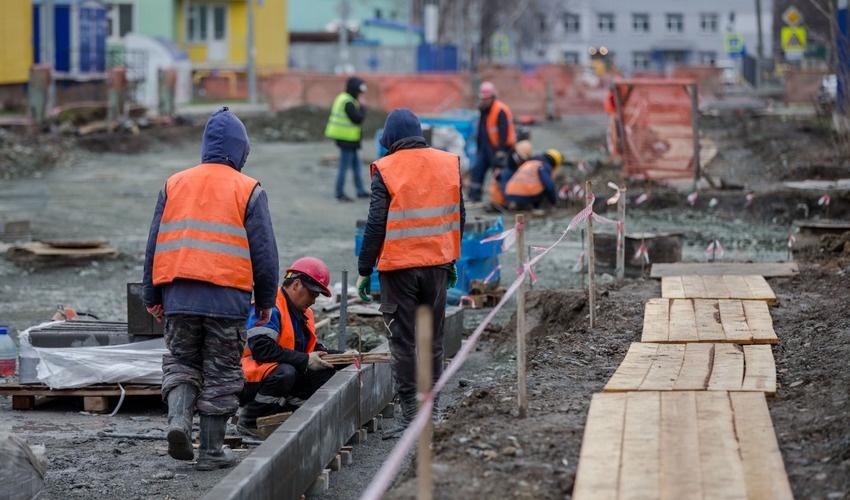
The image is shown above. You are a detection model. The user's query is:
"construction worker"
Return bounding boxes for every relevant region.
[238,256,355,437]
[142,107,279,470]
[504,149,563,210]
[488,139,533,209]
[355,108,466,439]
[469,81,516,203]
[325,76,370,202]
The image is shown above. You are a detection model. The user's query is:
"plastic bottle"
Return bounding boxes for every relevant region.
[0,325,17,376]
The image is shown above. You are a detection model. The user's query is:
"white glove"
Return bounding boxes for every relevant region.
[307,351,332,371]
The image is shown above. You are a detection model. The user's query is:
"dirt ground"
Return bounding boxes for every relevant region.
[0,103,849,499]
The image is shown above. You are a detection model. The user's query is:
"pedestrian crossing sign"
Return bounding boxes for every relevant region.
[781,26,807,53]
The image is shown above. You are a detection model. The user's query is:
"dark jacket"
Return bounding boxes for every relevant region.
[336,77,367,150]
[476,103,511,155]
[142,107,279,319]
[504,153,558,209]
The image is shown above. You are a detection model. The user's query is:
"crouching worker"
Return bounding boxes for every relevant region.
[238,256,356,437]
[488,139,533,210]
[504,148,563,211]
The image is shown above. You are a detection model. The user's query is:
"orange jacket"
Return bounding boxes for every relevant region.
[485,100,516,149]
[241,289,317,383]
[505,159,546,196]
[153,163,258,292]
[371,148,462,271]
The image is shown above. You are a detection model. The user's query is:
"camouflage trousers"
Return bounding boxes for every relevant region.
[161,315,246,416]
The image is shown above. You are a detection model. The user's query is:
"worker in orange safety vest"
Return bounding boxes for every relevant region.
[237,256,356,437]
[504,149,563,210]
[488,139,533,209]
[469,81,516,202]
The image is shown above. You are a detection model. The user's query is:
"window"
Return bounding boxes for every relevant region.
[666,13,684,33]
[698,51,717,65]
[700,13,718,33]
[106,3,133,42]
[188,4,227,42]
[563,51,580,64]
[188,5,208,42]
[597,13,615,33]
[632,52,651,71]
[212,5,226,40]
[563,13,580,34]
[632,13,649,33]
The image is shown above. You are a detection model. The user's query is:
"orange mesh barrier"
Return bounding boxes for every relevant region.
[613,78,698,182]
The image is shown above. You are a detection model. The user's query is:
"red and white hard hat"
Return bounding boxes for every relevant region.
[478,81,497,99]
[285,256,331,296]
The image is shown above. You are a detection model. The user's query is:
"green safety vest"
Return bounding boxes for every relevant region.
[324,92,362,142]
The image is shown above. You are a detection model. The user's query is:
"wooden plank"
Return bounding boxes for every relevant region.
[660,392,702,500]
[642,298,670,343]
[730,392,794,500]
[0,383,161,397]
[660,276,685,299]
[742,300,779,344]
[619,392,660,500]
[742,345,777,395]
[719,300,753,344]
[681,275,708,299]
[743,275,778,306]
[700,275,731,299]
[695,392,748,499]
[722,275,754,300]
[707,343,745,391]
[650,262,799,278]
[604,343,659,392]
[694,299,726,342]
[668,299,698,343]
[641,344,686,391]
[673,343,713,391]
[573,393,626,500]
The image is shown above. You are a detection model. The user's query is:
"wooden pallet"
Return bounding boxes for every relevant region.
[573,391,793,500]
[0,382,161,413]
[642,298,778,344]
[650,262,799,278]
[661,275,778,305]
[604,343,776,395]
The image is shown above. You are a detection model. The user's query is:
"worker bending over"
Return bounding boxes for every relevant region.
[504,149,563,210]
[488,139,533,209]
[238,257,355,436]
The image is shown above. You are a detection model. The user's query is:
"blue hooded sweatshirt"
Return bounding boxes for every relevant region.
[142,107,279,319]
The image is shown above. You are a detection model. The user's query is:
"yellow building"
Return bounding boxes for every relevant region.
[0,0,34,85]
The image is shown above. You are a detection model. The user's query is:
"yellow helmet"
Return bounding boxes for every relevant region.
[545,149,562,169]
[514,140,533,160]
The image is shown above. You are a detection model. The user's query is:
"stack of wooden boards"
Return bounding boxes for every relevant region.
[574,270,795,499]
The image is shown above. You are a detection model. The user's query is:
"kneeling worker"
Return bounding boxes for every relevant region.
[238,256,355,435]
[504,149,563,210]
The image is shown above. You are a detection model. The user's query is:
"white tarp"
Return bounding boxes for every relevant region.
[0,432,46,500]
[19,322,166,389]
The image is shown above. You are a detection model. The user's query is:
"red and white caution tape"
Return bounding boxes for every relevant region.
[818,193,831,206]
[635,192,651,205]
[704,239,725,259]
[687,191,698,206]
[744,192,755,207]
[633,244,650,264]
[606,182,621,205]
[787,234,796,248]
[571,251,585,272]
[482,264,501,284]
[481,227,517,251]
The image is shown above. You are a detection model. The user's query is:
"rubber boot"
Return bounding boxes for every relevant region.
[382,393,417,440]
[195,414,236,471]
[166,384,197,461]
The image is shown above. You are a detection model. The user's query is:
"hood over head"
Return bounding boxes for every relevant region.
[345,77,367,97]
[201,107,251,170]
[379,108,423,150]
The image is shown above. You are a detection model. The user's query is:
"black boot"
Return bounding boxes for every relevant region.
[166,384,197,461]
[196,414,235,471]
[382,393,417,440]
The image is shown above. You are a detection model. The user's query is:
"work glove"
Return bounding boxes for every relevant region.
[447,263,458,290]
[357,275,372,303]
[146,304,164,324]
[307,351,332,371]
[253,307,272,327]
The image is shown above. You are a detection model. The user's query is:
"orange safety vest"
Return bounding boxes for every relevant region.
[371,148,462,272]
[153,163,258,291]
[505,159,546,197]
[241,289,317,383]
[485,99,516,149]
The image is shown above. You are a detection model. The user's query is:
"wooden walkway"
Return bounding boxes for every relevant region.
[574,273,792,499]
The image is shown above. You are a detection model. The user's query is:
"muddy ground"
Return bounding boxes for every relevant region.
[0,104,848,500]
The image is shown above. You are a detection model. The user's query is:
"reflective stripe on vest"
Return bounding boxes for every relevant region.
[505,159,545,197]
[153,163,257,292]
[242,289,317,383]
[324,92,361,142]
[372,148,462,272]
[485,100,516,149]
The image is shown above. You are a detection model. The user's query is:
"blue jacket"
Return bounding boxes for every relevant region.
[503,154,558,209]
[142,107,279,319]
